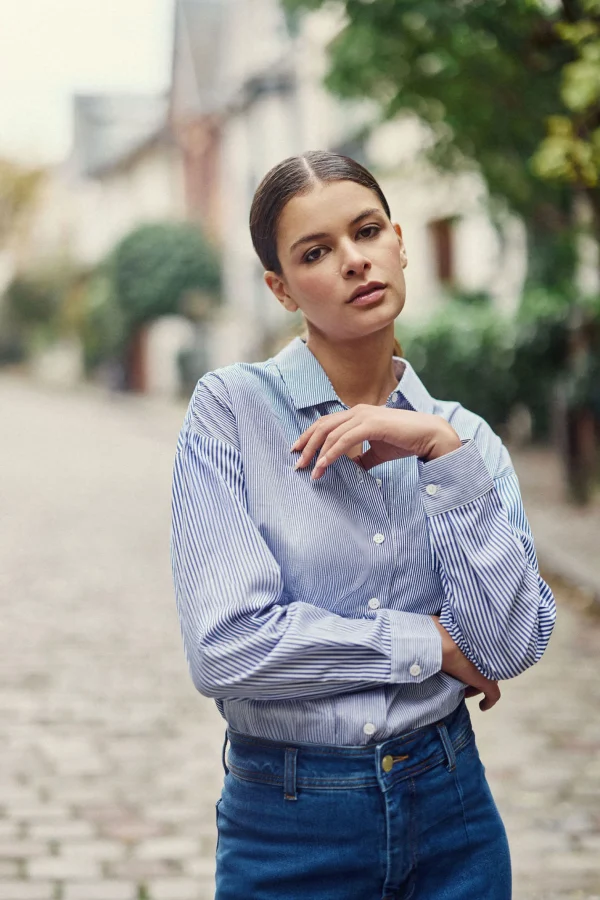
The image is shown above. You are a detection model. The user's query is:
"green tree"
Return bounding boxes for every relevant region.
[284,0,599,286]
[532,1,600,237]
[109,221,221,331]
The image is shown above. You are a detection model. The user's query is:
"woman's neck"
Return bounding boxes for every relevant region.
[305,329,399,409]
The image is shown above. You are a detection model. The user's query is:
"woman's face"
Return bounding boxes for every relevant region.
[264,179,407,343]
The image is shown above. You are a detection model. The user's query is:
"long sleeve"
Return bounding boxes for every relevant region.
[170,378,442,702]
[418,437,556,681]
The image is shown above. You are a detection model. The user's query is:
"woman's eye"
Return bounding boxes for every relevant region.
[304,247,325,264]
[358,225,380,239]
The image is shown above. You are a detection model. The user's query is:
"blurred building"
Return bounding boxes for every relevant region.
[11,0,529,391]
[168,0,527,369]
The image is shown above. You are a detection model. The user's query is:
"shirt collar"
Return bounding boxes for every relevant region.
[271,336,434,414]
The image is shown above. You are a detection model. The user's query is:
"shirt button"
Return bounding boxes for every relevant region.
[368,597,380,610]
[363,723,376,736]
[373,533,385,544]
[409,663,422,678]
[376,478,382,487]
[391,392,398,403]
[425,484,438,496]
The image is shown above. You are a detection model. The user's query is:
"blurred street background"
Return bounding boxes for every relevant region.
[1,1,600,899]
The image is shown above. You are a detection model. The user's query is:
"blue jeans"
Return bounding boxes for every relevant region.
[215,701,511,899]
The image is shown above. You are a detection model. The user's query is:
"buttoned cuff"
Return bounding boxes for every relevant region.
[388,612,442,684]
[417,439,494,516]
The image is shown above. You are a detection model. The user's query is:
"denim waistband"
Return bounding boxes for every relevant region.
[223,700,473,800]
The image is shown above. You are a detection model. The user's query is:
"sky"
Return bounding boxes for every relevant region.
[0,0,173,166]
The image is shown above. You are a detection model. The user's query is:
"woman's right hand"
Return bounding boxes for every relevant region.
[431,616,501,711]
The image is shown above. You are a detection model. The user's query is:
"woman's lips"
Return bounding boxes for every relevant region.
[348,286,387,306]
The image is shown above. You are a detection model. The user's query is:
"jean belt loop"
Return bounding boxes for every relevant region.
[284,747,298,801]
[221,728,230,776]
[436,722,457,772]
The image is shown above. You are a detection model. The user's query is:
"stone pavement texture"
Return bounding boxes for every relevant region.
[1,374,599,900]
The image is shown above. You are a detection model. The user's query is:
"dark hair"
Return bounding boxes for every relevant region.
[249,150,402,357]
[249,150,391,274]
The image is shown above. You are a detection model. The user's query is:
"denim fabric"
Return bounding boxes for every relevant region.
[214,701,511,899]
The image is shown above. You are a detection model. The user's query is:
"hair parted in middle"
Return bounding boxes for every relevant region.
[249,150,403,357]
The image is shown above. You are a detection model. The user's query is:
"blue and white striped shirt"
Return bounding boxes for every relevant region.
[171,336,556,745]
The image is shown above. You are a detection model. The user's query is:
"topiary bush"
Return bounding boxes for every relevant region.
[109,221,221,330]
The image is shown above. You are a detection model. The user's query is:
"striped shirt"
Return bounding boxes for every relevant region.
[170,336,556,745]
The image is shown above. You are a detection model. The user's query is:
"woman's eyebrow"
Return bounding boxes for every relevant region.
[289,208,383,254]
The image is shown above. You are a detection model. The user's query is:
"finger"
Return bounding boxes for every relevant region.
[313,421,367,469]
[311,425,370,480]
[292,413,354,467]
[479,684,501,711]
[291,411,353,453]
[464,687,482,698]
[353,446,384,471]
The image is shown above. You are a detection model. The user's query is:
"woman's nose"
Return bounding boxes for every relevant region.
[340,242,371,278]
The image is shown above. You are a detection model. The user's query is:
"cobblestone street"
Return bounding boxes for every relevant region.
[1,374,599,900]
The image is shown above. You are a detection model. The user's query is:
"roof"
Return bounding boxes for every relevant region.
[70,93,169,177]
[170,0,295,122]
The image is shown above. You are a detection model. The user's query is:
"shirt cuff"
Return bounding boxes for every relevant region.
[388,612,442,683]
[417,439,494,516]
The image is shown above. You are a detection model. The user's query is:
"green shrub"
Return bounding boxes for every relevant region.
[79,270,126,372]
[512,287,571,438]
[399,301,517,431]
[109,222,221,330]
[4,273,61,332]
[399,287,600,440]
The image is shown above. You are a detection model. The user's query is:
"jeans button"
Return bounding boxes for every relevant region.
[382,755,394,773]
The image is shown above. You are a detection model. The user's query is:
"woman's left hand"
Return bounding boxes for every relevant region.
[291,405,462,480]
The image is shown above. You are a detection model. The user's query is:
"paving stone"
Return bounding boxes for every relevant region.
[0,860,20,877]
[147,878,203,900]
[107,859,176,879]
[27,856,101,879]
[8,806,71,822]
[0,841,48,859]
[134,837,200,861]
[0,885,54,900]
[97,817,164,843]
[63,882,137,900]
[29,821,96,840]
[58,840,126,860]
[185,857,216,878]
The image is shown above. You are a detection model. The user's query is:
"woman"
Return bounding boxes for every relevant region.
[171,151,556,899]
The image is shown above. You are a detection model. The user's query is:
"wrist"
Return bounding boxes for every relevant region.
[422,424,461,462]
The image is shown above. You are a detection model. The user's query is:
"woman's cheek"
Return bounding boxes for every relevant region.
[300,271,336,305]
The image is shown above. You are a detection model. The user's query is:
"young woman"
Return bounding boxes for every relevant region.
[171,151,556,899]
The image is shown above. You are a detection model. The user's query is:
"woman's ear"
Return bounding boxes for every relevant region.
[264,271,299,312]
[393,223,408,269]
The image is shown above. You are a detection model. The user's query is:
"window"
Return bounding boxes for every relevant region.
[427,217,456,286]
